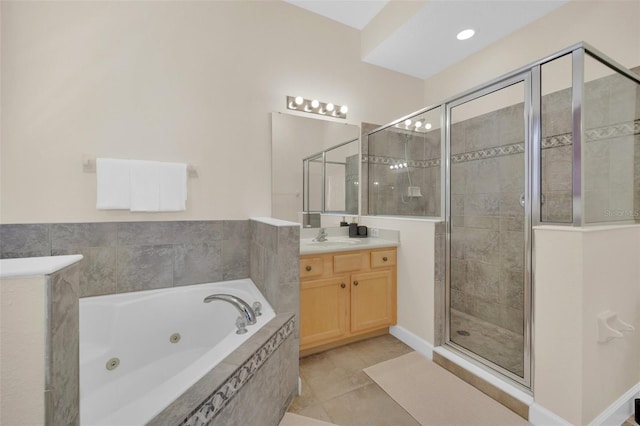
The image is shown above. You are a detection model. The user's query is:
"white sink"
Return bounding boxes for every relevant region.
[300,237,364,249]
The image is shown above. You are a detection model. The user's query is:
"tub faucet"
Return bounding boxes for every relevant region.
[313,227,328,242]
[203,294,257,334]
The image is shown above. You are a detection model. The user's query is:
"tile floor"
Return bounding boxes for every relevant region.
[287,334,420,425]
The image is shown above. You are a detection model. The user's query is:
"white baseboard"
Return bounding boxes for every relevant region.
[529,403,572,426]
[389,325,434,360]
[530,382,640,426]
[588,382,640,426]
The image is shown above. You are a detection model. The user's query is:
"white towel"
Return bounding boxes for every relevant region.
[130,160,160,212]
[158,162,187,211]
[96,158,131,210]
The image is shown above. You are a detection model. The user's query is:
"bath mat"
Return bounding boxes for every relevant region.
[363,351,529,426]
[279,412,338,426]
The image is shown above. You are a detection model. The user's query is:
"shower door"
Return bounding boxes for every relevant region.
[446,72,532,387]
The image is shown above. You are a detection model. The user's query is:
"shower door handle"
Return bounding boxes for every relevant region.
[520,192,545,208]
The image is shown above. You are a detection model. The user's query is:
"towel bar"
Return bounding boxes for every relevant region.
[82,157,198,178]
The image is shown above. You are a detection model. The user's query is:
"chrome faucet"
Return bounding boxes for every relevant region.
[203,294,258,334]
[313,227,328,242]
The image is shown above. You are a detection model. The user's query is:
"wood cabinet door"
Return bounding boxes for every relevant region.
[300,276,350,349]
[350,269,396,334]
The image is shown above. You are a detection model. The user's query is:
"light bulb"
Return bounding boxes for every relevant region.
[415,121,422,128]
[311,99,319,108]
[340,105,348,114]
[425,123,432,130]
[389,166,394,169]
[404,119,412,127]
[456,29,475,41]
[294,96,304,105]
[326,103,334,112]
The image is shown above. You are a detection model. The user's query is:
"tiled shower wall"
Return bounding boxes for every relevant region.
[541,64,640,224]
[449,101,526,335]
[345,153,359,215]
[0,220,250,298]
[449,65,640,334]
[367,127,441,217]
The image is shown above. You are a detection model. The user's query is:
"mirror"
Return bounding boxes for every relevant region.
[302,153,323,213]
[271,112,360,223]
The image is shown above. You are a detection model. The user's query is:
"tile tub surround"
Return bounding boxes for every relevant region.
[149,314,297,426]
[0,220,250,297]
[249,218,300,332]
[1,218,302,426]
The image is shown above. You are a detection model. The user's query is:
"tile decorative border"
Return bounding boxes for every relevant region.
[584,119,640,142]
[365,119,639,167]
[179,317,296,426]
[364,154,441,169]
[451,142,525,164]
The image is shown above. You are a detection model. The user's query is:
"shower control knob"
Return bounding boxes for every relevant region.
[305,266,312,272]
[340,283,346,288]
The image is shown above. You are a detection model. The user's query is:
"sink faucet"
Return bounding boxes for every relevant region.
[313,227,328,242]
[203,294,257,334]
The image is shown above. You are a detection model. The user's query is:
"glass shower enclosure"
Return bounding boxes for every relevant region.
[366,42,640,389]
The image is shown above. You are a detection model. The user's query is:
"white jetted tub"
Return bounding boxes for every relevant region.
[79,279,275,426]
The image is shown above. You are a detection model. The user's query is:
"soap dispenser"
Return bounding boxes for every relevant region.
[348,217,358,238]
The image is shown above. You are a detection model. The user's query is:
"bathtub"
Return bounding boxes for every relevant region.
[79,279,275,426]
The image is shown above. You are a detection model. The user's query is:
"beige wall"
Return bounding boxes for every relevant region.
[534,225,640,424]
[359,217,436,344]
[423,0,640,106]
[0,277,47,425]
[0,1,423,224]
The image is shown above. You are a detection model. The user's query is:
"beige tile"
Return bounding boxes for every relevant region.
[305,366,373,402]
[293,403,334,423]
[322,383,420,426]
[279,412,337,426]
[289,377,320,412]
[349,335,413,367]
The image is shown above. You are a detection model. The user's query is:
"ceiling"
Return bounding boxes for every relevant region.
[285,0,568,79]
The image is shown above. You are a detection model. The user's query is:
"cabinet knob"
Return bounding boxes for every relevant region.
[353,281,359,286]
[305,265,312,272]
[382,256,388,262]
[340,283,346,289]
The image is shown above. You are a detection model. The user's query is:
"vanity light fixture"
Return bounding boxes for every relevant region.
[286,96,348,119]
[456,29,475,40]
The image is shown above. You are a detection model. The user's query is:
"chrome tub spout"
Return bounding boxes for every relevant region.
[203,294,257,334]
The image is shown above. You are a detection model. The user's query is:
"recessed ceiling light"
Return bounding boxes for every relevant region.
[456,29,475,41]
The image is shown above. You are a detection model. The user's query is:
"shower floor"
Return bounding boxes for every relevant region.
[450,309,524,378]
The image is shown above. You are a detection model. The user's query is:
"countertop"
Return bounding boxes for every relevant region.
[300,227,399,255]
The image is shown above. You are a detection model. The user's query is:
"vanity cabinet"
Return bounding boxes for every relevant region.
[299,248,397,355]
